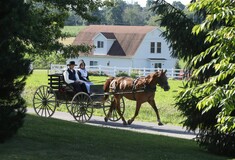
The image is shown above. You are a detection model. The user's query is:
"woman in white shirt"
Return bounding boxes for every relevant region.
[77,60,93,94]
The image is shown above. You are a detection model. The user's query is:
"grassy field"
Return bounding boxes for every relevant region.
[61,26,85,37]
[23,70,185,125]
[0,114,230,160]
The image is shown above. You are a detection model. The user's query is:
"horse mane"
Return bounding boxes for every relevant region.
[144,70,164,87]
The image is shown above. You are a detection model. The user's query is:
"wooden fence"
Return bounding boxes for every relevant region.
[50,64,186,79]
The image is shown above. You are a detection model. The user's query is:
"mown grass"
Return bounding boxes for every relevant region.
[23,70,185,125]
[61,26,85,37]
[0,114,230,160]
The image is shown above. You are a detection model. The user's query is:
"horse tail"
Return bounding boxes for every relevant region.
[103,77,115,101]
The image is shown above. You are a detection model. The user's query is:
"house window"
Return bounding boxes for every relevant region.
[97,41,104,48]
[157,42,161,53]
[150,42,155,53]
[90,61,98,66]
[154,63,162,68]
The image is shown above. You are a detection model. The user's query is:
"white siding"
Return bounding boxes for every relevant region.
[107,39,116,52]
[93,34,115,55]
[133,28,177,69]
[71,27,177,69]
[93,34,106,55]
[68,57,132,68]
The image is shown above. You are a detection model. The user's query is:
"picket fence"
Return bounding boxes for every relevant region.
[50,64,185,79]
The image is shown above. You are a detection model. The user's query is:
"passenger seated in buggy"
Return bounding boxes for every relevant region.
[63,61,88,94]
[77,60,93,94]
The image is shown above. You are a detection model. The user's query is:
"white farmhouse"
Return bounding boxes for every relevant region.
[70,25,177,69]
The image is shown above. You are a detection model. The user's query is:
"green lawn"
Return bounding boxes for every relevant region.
[23,70,185,125]
[0,115,230,160]
[61,26,85,37]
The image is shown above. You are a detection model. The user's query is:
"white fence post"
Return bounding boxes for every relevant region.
[128,67,131,76]
[171,68,174,79]
[143,67,146,76]
[99,65,102,75]
[114,66,117,77]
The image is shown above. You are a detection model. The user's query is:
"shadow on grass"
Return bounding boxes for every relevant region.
[0,114,231,160]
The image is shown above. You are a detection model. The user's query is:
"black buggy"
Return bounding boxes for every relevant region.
[32,73,125,122]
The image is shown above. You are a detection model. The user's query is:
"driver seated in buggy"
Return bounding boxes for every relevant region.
[63,61,88,94]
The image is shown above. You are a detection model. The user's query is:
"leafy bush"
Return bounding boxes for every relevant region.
[88,71,107,76]
[116,71,129,77]
[130,72,138,78]
[30,52,66,69]
[197,130,235,156]
[176,82,235,157]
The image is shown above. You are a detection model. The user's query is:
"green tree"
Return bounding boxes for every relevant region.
[123,3,145,25]
[146,0,154,7]
[0,0,31,143]
[104,0,127,25]
[146,15,161,26]
[181,0,235,155]
[172,1,185,10]
[0,0,106,142]
[65,11,84,26]
[152,0,235,156]
[151,0,208,62]
[30,52,66,69]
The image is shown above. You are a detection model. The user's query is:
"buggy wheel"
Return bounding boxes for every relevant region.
[71,92,93,122]
[33,85,57,117]
[66,101,72,114]
[103,95,125,122]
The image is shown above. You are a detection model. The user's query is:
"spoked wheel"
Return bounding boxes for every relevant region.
[71,92,93,122]
[66,101,72,114]
[103,95,125,122]
[33,85,57,117]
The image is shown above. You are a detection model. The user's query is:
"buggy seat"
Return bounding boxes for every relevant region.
[48,73,74,93]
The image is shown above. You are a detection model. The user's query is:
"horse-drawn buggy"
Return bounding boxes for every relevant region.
[33,69,170,125]
[33,73,125,122]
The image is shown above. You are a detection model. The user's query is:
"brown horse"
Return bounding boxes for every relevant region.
[103,70,170,125]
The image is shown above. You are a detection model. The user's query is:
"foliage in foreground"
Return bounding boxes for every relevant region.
[152,0,235,157]
[0,0,107,143]
[183,0,235,156]
[0,114,230,160]
[0,0,28,143]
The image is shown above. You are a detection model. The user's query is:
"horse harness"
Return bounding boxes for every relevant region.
[131,77,156,100]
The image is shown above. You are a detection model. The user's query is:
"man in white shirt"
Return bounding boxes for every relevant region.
[63,61,88,93]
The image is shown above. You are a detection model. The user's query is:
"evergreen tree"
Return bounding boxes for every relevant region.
[0,0,106,142]
[146,0,154,7]
[0,0,30,143]
[172,1,185,10]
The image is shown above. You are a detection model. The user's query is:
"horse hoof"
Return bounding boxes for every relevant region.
[158,122,164,126]
[104,117,108,122]
[127,120,132,125]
